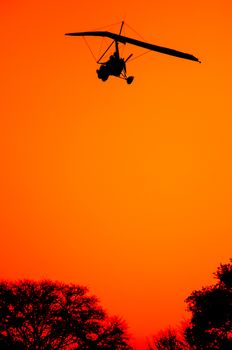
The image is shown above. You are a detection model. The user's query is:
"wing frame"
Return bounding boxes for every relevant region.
[65,31,201,63]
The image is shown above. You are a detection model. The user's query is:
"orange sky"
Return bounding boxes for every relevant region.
[1,0,232,348]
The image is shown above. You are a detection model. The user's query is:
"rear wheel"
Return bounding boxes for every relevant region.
[97,66,109,81]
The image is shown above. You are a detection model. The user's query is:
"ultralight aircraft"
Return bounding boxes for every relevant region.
[65,22,200,84]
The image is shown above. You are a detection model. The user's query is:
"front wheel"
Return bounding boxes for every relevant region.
[126,76,134,85]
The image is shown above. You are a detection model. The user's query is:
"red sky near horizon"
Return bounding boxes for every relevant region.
[1,0,232,348]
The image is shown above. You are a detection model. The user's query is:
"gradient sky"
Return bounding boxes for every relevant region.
[1,0,232,348]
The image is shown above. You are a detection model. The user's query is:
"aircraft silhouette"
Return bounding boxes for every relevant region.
[65,22,201,84]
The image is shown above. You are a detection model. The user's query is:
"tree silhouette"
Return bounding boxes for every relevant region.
[0,280,132,350]
[147,327,189,350]
[185,259,232,349]
[147,259,232,350]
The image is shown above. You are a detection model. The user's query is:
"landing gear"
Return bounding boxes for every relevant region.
[126,76,134,85]
[96,66,109,81]
[97,61,134,85]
